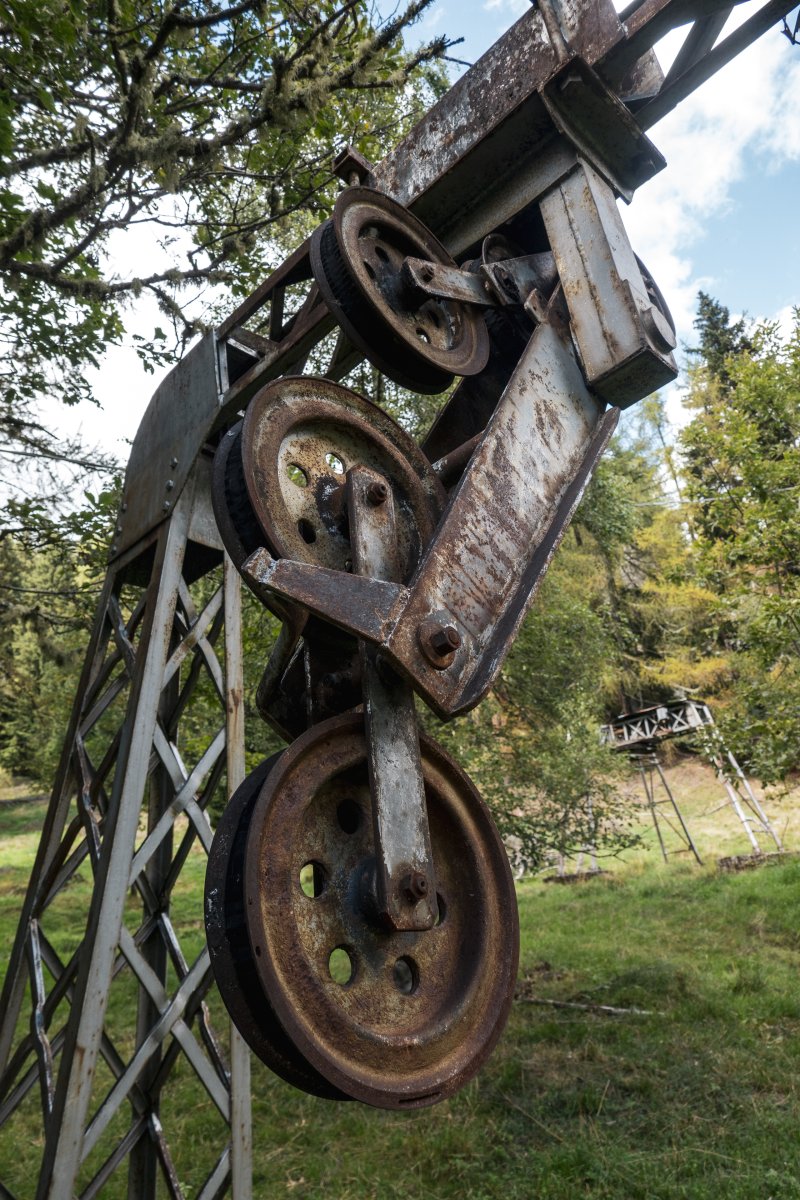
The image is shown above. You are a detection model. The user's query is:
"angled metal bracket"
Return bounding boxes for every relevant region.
[243,313,619,719]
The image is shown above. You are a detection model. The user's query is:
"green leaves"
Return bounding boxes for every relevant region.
[1,0,448,545]
[682,305,800,783]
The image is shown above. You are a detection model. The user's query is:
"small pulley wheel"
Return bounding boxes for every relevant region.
[205,757,348,1100]
[241,376,445,579]
[243,713,519,1109]
[310,187,489,394]
[636,254,676,350]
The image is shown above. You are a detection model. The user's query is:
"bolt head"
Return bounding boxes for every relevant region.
[429,624,461,656]
[419,263,435,283]
[402,871,429,903]
[366,480,389,506]
[418,614,463,669]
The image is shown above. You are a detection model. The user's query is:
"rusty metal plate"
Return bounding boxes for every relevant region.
[241,376,445,580]
[204,757,348,1100]
[540,160,677,406]
[243,713,519,1109]
[348,465,438,932]
[310,188,489,394]
[241,318,619,719]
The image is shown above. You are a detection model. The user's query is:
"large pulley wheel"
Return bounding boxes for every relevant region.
[240,376,445,580]
[205,757,348,1100]
[243,713,519,1109]
[211,419,301,629]
[311,187,489,394]
[211,420,264,573]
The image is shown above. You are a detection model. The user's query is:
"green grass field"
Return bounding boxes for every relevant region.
[1,762,799,1199]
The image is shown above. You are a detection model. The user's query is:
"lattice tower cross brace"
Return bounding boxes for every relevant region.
[0,462,252,1200]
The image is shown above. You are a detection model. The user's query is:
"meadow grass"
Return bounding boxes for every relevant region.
[0,768,798,1199]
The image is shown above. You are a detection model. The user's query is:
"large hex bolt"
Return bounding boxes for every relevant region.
[418,614,462,670]
[428,623,461,657]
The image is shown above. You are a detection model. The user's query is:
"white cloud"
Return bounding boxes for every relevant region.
[769,304,798,340]
[482,0,527,13]
[623,23,800,349]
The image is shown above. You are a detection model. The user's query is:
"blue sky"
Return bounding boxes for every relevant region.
[419,0,800,339]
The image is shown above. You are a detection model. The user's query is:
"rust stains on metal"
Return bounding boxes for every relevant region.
[241,714,519,1110]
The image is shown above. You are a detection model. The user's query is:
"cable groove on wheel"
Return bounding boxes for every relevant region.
[316,221,453,395]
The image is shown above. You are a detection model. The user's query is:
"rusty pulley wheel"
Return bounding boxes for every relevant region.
[211,419,303,628]
[636,253,677,352]
[205,756,348,1100]
[243,712,519,1109]
[211,420,264,572]
[310,187,489,394]
[240,376,445,580]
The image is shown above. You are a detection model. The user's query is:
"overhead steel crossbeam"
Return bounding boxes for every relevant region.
[601,699,716,748]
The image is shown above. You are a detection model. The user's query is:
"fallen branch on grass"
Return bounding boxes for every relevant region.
[516,997,660,1016]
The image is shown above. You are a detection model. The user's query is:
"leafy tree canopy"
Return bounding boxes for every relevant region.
[682,306,800,783]
[0,0,451,537]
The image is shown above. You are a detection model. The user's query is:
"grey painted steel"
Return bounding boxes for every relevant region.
[348,466,438,931]
[603,699,783,854]
[0,569,118,1083]
[113,334,221,560]
[223,558,253,1200]
[601,699,714,748]
[540,160,677,406]
[0,466,253,1199]
[636,754,704,865]
[723,750,782,851]
[654,758,704,866]
[37,490,195,1199]
[2,0,796,1187]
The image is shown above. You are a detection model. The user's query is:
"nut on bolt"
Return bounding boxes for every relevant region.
[402,871,429,903]
[429,623,461,657]
[366,480,389,506]
[419,614,462,669]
